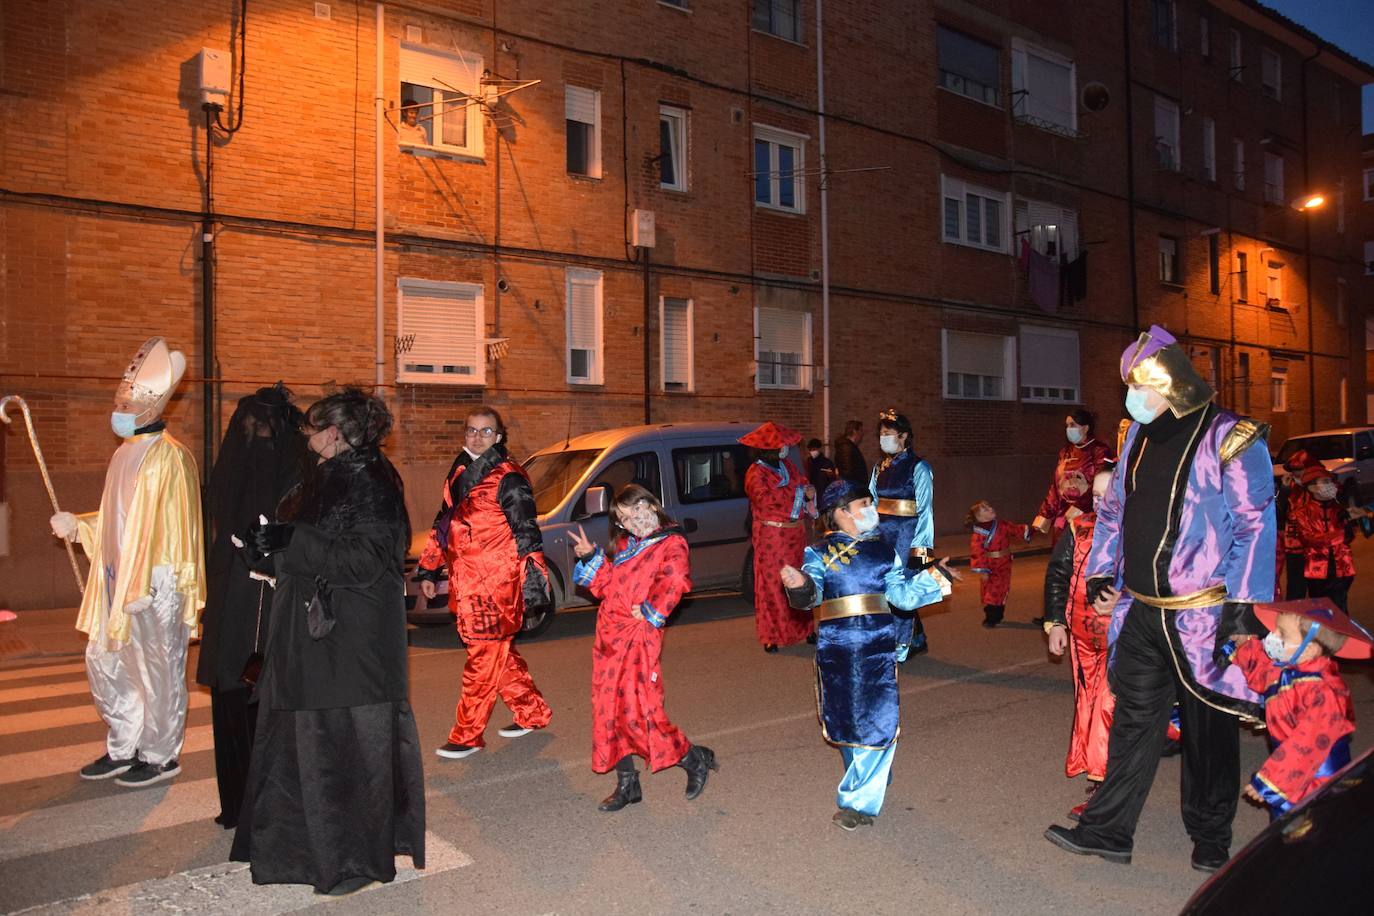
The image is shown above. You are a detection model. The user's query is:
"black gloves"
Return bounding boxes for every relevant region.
[1085,576,1114,607]
[248,520,294,558]
[1214,601,1264,667]
[413,565,444,584]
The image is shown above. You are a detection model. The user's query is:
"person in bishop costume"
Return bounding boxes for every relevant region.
[741,421,816,652]
[781,480,955,831]
[569,484,717,813]
[1045,325,1275,875]
[50,337,206,787]
[870,409,935,660]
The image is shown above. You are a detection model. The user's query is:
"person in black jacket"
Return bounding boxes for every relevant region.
[805,438,838,495]
[832,419,868,486]
[195,384,305,829]
[231,388,425,895]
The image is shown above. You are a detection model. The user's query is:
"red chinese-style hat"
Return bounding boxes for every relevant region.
[738,421,802,449]
[1252,598,1374,659]
[1299,464,1335,485]
[1283,448,1318,473]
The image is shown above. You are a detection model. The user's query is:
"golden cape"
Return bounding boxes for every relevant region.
[74,432,205,644]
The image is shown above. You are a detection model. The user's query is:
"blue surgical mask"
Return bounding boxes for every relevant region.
[1125,388,1165,425]
[1066,427,1085,445]
[852,505,880,533]
[111,412,138,438]
[778,445,789,460]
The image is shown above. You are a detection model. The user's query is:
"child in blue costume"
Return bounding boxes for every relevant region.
[781,480,955,831]
[869,409,935,661]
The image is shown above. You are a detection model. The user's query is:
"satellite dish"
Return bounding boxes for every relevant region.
[1081,82,1111,112]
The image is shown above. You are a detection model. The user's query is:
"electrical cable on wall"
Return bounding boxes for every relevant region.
[214,0,248,136]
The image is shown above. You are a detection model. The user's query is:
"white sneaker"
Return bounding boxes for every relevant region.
[497,723,537,739]
[435,743,481,759]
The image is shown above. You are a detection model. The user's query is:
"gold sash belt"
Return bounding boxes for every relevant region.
[876,498,917,517]
[983,550,1007,559]
[814,593,889,624]
[1130,585,1228,610]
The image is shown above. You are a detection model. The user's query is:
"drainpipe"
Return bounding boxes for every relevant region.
[643,248,652,424]
[1301,43,1320,432]
[815,0,831,447]
[201,103,217,485]
[1121,0,1139,333]
[375,2,386,394]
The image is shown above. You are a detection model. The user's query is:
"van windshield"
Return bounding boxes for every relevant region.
[524,449,600,516]
[1276,435,1351,464]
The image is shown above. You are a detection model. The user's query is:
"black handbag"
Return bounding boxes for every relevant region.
[239,581,266,687]
[305,575,335,640]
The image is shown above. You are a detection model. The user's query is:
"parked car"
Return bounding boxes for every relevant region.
[1272,426,1374,506]
[1180,746,1373,913]
[406,421,761,635]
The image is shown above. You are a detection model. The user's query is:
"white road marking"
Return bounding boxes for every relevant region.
[0,662,87,682]
[0,724,215,787]
[0,689,209,737]
[0,680,96,703]
[8,832,471,915]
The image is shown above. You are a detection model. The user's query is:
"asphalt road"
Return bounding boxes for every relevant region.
[2,544,1372,915]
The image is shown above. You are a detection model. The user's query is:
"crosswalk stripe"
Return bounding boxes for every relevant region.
[0,662,86,682]
[0,724,215,787]
[0,689,209,737]
[10,832,471,914]
[0,680,93,703]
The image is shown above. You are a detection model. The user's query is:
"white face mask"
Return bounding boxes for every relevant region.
[1262,631,1290,662]
[778,445,789,460]
[111,412,139,438]
[1066,426,1085,445]
[620,503,660,539]
[1311,480,1338,502]
[850,504,880,533]
[879,435,902,455]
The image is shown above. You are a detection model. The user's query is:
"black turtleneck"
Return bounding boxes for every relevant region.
[1121,403,1215,597]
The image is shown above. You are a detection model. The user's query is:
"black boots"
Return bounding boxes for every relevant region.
[598,767,642,812]
[679,745,719,800]
[982,604,1005,628]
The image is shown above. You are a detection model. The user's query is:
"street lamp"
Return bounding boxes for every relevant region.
[1293,193,1325,211]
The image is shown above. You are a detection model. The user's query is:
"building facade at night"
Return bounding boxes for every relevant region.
[1,0,1371,608]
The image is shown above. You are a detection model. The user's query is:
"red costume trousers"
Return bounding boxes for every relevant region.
[978,558,1014,606]
[1065,622,1115,781]
[448,638,552,746]
[750,523,812,646]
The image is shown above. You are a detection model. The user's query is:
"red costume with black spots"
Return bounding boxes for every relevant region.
[578,529,694,773]
[969,518,1031,606]
[740,422,816,648]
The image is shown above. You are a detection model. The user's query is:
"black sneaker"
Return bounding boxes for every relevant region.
[435,742,481,759]
[115,759,181,788]
[1044,824,1132,864]
[79,753,136,781]
[497,723,537,738]
[1191,841,1229,873]
[832,808,873,831]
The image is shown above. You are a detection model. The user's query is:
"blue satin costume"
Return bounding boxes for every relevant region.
[870,450,935,661]
[795,531,945,816]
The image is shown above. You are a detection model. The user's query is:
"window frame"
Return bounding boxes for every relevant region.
[753,306,812,392]
[942,328,1016,402]
[1271,364,1288,413]
[1362,167,1374,202]
[565,85,603,179]
[1010,39,1078,135]
[1263,151,1284,206]
[672,445,750,505]
[1233,138,1246,191]
[1158,235,1181,284]
[1013,198,1079,260]
[1201,117,1216,182]
[1236,251,1249,302]
[936,25,1002,108]
[1153,95,1181,171]
[751,0,802,44]
[658,104,689,192]
[565,267,605,385]
[1265,260,1283,305]
[752,124,807,214]
[1229,29,1243,82]
[398,44,485,160]
[942,175,1010,254]
[659,295,694,392]
[395,277,487,387]
[1153,0,1177,52]
[1200,16,1211,60]
[1208,233,1220,294]
[1260,48,1282,100]
[1018,325,1081,405]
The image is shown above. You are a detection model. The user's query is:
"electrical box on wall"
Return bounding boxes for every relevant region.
[198,48,231,106]
[631,209,656,248]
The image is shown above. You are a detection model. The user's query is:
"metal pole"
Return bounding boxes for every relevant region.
[202,104,217,487]
[1121,0,1140,333]
[643,248,652,425]
[815,0,831,448]
[375,2,386,394]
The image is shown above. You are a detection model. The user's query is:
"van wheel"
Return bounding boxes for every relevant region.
[740,549,756,605]
[518,576,561,640]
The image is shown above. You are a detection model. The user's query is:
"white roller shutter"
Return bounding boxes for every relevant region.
[662,297,692,391]
[566,85,597,125]
[566,268,603,384]
[397,279,484,385]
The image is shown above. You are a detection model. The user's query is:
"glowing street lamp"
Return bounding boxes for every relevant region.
[1293,193,1325,211]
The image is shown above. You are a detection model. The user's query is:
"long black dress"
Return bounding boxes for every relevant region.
[196,387,304,828]
[230,447,425,891]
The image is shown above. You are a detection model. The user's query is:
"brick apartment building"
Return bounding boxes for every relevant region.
[1,0,1370,608]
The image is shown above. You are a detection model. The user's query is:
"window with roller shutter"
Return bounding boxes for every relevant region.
[566,85,601,178]
[566,268,603,385]
[398,45,483,159]
[754,307,810,391]
[1019,326,1079,403]
[1013,199,1078,260]
[942,328,1015,401]
[396,279,485,386]
[661,297,693,392]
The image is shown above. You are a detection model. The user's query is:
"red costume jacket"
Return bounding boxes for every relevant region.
[1230,639,1355,807]
[417,445,550,642]
[1036,438,1114,530]
[969,518,1030,606]
[745,458,814,646]
[576,529,693,773]
[1291,495,1356,580]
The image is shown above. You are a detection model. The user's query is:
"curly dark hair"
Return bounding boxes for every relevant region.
[306,387,393,450]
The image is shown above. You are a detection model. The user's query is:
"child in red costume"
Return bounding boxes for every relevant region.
[1223,598,1371,819]
[570,484,718,812]
[1291,465,1358,613]
[967,500,1034,627]
[1044,467,1119,819]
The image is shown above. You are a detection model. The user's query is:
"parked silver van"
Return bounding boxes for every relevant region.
[407,421,761,636]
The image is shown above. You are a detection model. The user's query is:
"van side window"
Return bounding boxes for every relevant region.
[672,446,749,504]
[586,451,663,508]
[1356,432,1374,461]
